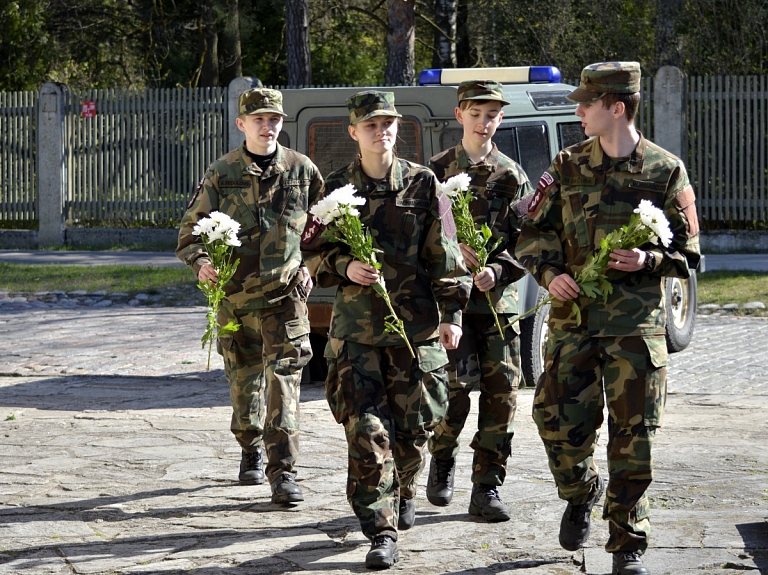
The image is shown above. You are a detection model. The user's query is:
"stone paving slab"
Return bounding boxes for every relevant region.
[1,310,767,574]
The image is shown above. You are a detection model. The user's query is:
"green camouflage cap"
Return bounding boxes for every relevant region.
[238,88,286,116]
[567,61,641,104]
[346,90,402,125]
[457,80,510,106]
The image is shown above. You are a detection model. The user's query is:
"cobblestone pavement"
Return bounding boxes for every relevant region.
[0,308,766,575]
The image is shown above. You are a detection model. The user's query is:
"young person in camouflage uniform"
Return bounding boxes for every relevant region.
[425,80,533,523]
[515,62,701,575]
[177,88,323,505]
[304,90,471,569]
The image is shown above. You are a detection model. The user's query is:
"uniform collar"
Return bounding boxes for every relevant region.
[353,154,405,193]
[456,142,499,171]
[587,132,646,174]
[241,142,286,176]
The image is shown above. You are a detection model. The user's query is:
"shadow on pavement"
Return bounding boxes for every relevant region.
[0,375,327,411]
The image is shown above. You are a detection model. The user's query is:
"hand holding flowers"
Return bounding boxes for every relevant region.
[192,211,241,370]
[518,199,674,326]
[440,174,506,335]
[309,184,415,358]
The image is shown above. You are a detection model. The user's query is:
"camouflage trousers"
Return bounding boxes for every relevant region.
[533,328,668,554]
[217,289,312,482]
[324,337,449,540]
[428,313,520,486]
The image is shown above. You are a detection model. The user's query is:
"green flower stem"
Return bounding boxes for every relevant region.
[373,280,415,359]
[325,207,415,357]
[485,290,506,336]
[198,239,240,371]
[450,187,505,335]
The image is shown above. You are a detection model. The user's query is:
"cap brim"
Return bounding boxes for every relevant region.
[243,108,287,116]
[566,88,604,104]
[351,110,402,124]
[459,95,511,106]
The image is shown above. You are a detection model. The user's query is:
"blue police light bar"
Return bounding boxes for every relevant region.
[418,66,562,86]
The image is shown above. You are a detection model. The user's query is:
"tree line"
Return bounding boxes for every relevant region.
[1,0,766,92]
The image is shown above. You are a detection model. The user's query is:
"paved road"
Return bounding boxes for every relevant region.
[0,303,766,574]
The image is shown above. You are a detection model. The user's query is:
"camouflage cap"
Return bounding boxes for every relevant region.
[567,61,641,104]
[346,90,402,125]
[457,80,510,106]
[238,88,286,116]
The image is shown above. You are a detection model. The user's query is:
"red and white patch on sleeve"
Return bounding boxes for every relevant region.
[527,171,555,218]
[301,215,325,249]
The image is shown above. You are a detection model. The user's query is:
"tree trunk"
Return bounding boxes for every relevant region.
[286,0,312,87]
[655,0,683,68]
[198,0,219,87]
[385,0,415,85]
[220,0,242,85]
[455,0,471,67]
[432,0,457,68]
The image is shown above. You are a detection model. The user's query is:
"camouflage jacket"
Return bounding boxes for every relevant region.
[428,142,533,316]
[515,134,701,337]
[309,156,471,346]
[176,142,324,309]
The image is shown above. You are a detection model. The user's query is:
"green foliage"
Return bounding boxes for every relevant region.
[0,0,48,90]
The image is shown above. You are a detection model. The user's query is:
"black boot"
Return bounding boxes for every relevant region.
[365,534,399,569]
[270,472,304,504]
[468,483,511,522]
[397,497,416,530]
[238,450,265,485]
[426,456,456,506]
[559,476,604,551]
[612,551,650,574]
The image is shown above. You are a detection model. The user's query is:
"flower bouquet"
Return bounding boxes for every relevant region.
[192,211,242,370]
[515,199,674,326]
[309,184,415,358]
[440,173,506,335]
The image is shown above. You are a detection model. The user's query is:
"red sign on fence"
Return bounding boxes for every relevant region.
[81,101,96,118]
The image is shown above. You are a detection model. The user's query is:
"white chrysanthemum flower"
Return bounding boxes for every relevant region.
[440,173,472,197]
[310,184,365,225]
[634,199,673,247]
[193,211,242,245]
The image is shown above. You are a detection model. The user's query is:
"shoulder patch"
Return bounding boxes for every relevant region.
[187,177,205,209]
[438,192,457,240]
[527,171,556,219]
[513,194,535,218]
[301,215,325,250]
[674,184,700,237]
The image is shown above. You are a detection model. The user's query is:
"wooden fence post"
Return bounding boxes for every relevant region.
[653,66,687,160]
[37,82,67,247]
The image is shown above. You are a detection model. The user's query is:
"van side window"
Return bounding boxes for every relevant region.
[306,117,423,177]
[495,123,551,182]
[558,122,587,149]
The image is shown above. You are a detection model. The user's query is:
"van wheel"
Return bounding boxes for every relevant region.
[665,272,697,353]
[520,287,550,388]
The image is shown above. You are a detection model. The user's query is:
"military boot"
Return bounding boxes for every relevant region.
[559,476,605,551]
[426,456,456,506]
[468,483,511,522]
[365,534,399,569]
[270,472,304,504]
[612,551,650,575]
[238,449,265,485]
[397,498,416,530]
